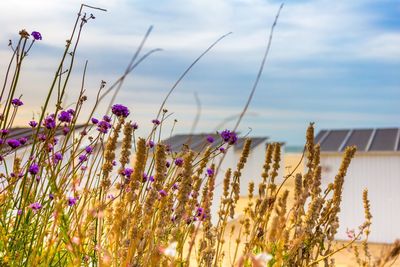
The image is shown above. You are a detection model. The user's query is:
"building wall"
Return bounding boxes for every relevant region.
[320,152,400,243]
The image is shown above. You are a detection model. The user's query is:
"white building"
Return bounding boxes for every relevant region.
[315,127,400,243]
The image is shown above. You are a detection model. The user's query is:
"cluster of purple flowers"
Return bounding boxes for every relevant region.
[30,202,42,212]
[93,115,112,134]
[220,129,238,145]
[147,140,155,148]
[58,110,72,123]
[206,168,214,176]
[121,167,133,178]
[53,152,63,164]
[68,197,77,206]
[29,120,38,128]
[206,135,215,143]
[111,104,130,118]
[7,139,21,149]
[11,98,23,107]
[44,114,56,129]
[152,119,160,125]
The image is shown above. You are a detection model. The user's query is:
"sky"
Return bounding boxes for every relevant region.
[0,0,399,145]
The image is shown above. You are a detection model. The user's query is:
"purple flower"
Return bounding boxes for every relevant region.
[122,168,133,177]
[29,163,39,175]
[0,139,4,145]
[219,147,226,153]
[19,137,28,145]
[152,119,160,125]
[29,120,38,128]
[220,129,238,145]
[147,140,154,148]
[67,109,75,115]
[172,183,178,190]
[111,104,130,118]
[11,98,23,107]
[44,114,56,129]
[58,111,72,123]
[142,173,148,182]
[49,194,54,200]
[31,31,42,41]
[175,158,183,167]
[68,197,77,206]
[85,146,93,154]
[30,202,42,212]
[62,126,70,135]
[103,115,111,122]
[206,168,214,177]
[97,120,111,134]
[131,122,138,130]
[149,175,154,182]
[53,152,63,164]
[159,190,167,197]
[7,139,21,149]
[78,154,87,163]
[166,161,171,168]
[38,134,47,141]
[1,129,9,136]
[206,135,215,143]
[112,160,117,166]
[91,117,99,124]
[196,207,204,217]
[17,210,22,215]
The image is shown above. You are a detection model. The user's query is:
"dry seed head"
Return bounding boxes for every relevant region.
[119,121,133,167]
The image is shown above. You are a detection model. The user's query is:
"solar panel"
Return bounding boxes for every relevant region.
[369,128,398,151]
[342,129,373,152]
[320,130,349,151]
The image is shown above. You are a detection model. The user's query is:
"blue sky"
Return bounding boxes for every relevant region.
[0,0,399,145]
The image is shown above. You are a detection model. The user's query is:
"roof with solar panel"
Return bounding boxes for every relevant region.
[315,128,400,152]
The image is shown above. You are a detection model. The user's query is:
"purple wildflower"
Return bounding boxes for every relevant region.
[142,173,148,182]
[175,158,184,167]
[103,115,111,122]
[68,197,77,206]
[111,104,130,118]
[196,207,204,217]
[17,210,22,215]
[206,135,215,143]
[0,139,3,145]
[38,134,47,141]
[19,137,28,145]
[131,122,138,130]
[159,190,167,197]
[219,147,226,153]
[7,139,21,149]
[220,129,238,145]
[97,120,111,134]
[62,126,70,135]
[1,129,9,136]
[166,161,171,168]
[49,194,54,200]
[30,202,42,212]
[53,152,63,164]
[149,176,155,182]
[85,146,93,154]
[147,140,154,148]
[172,183,178,190]
[112,160,117,166]
[29,120,38,128]
[152,119,160,125]
[91,117,99,124]
[11,98,23,107]
[58,111,72,123]
[206,168,214,177]
[28,163,39,175]
[67,109,75,115]
[44,114,56,129]
[122,168,133,177]
[31,31,42,40]
[78,154,88,163]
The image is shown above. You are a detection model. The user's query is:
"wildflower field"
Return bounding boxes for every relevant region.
[0,4,399,267]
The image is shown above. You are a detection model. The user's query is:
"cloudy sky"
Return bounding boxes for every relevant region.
[0,0,399,145]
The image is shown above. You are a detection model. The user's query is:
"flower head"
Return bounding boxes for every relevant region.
[111,104,130,118]
[220,129,238,145]
[159,190,167,197]
[147,140,154,148]
[97,120,112,134]
[131,122,138,130]
[58,110,72,123]
[29,120,38,128]
[29,163,39,175]
[7,139,21,149]
[11,98,23,107]
[31,31,42,40]
[206,135,215,143]
[53,152,63,164]
[122,167,133,177]
[91,117,99,124]
[68,197,77,206]
[103,115,111,122]
[19,137,28,145]
[206,168,214,177]
[78,154,88,163]
[152,119,160,125]
[30,202,42,212]
[44,114,56,129]
[175,158,183,167]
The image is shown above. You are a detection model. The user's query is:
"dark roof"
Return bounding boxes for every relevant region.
[315,128,400,152]
[163,133,268,153]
